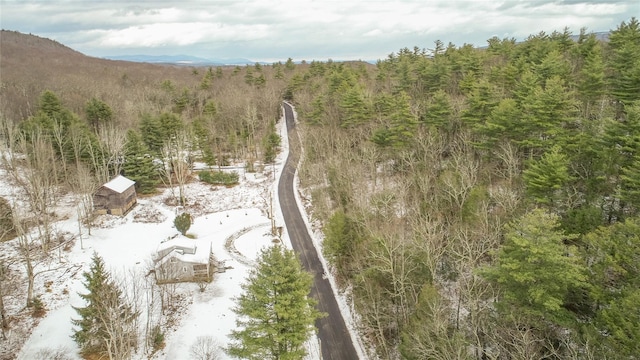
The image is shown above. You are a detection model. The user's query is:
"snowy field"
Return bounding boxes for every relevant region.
[7,162,292,359]
[0,113,317,360]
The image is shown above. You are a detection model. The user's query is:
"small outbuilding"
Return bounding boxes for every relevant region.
[93,175,137,216]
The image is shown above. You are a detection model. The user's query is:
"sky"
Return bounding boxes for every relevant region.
[1,0,638,63]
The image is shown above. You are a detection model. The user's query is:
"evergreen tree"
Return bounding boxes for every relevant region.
[203,100,218,118]
[159,111,183,140]
[139,112,184,154]
[475,98,521,150]
[285,58,295,71]
[339,85,371,128]
[461,79,498,127]
[191,117,216,165]
[534,49,570,84]
[574,34,605,116]
[262,121,281,164]
[39,90,64,119]
[522,146,573,206]
[174,212,192,236]
[418,42,451,92]
[387,91,418,149]
[594,289,640,359]
[583,218,640,358]
[274,66,284,80]
[620,156,640,214]
[519,76,576,153]
[72,253,110,353]
[607,18,640,107]
[422,89,452,130]
[20,90,75,140]
[322,210,362,280]
[85,97,113,130]
[139,113,164,154]
[307,95,326,125]
[72,253,139,358]
[123,130,159,194]
[200,67,214,90]
[173,88,194,113]
[373,93,396,119]
[480,209,586,326]
[254,73,267,88]
[227,245,323,360]
[244,66,255,85]
[600,102,640,219]
[512,69,538,106]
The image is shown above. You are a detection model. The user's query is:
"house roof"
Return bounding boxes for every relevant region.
[155,236,211,268]
[103,175,135,193]
[157,236,195,253]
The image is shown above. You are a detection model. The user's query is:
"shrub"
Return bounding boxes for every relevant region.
[29,296,46,317]
[174,212,192,236]
[198,170,239,186]
[0,196,15,241]
[150,325,165,351]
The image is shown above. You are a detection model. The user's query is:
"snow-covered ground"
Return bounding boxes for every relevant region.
[1,107,367,360]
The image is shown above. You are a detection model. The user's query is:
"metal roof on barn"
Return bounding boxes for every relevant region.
[103,175,135,193]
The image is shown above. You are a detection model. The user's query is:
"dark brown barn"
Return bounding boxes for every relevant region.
[93,175,137,216]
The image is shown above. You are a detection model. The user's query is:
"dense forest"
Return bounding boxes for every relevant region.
[289,18,640,359]
[1,16,639,359]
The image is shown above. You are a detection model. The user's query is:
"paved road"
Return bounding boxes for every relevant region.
[278,102,361,360]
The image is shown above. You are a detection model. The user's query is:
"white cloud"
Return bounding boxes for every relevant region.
[1,0,637,61]
[92,22,270,48]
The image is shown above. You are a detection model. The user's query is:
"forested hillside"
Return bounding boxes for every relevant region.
[288,19,640,359]
[1,29,293,189]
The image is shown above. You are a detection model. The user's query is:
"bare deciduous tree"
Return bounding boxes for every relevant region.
[87,124,127,184]
[495,140,521,184]
[71,163,97,236]
[190,336,222,360]
[98,124,127,179]
[160,131,192,207]
[12,206,64,307]
[34,347,74,360]
[8,132,59,252]
[440,146,478,213]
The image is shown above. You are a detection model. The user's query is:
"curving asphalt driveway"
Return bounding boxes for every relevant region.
[278,102,361,360]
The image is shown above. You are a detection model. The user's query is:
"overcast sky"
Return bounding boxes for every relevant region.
[1,0,638,62]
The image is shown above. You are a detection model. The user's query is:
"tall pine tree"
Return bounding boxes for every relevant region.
[123,129,159,194]
[72,253,139,358]
[607,17,640,107]
[227,245,323,360]
[480,209,586,326]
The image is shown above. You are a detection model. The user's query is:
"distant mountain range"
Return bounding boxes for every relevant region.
[102,54,264,66]
[571,31,610,42]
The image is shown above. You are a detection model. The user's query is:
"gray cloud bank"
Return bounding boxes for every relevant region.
[1,0,638,62]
